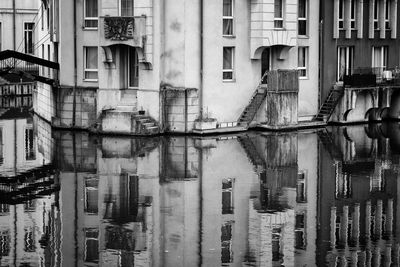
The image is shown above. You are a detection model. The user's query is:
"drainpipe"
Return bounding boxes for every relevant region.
[199,0,204,119]
[13,0,16,50]
[72,0,77,127]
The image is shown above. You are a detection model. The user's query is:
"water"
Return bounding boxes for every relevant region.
[1,110,400,266]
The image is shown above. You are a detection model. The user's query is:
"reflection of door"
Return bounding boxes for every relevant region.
[261,48,270,84]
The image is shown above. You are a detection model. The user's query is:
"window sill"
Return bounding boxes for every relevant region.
[274,28,286,31]
[83,79,98,82]
[82,27,98,31]
[297,35,309,39]
[223,79,236,83]
[223,35,236,39]
[299,77,309,80]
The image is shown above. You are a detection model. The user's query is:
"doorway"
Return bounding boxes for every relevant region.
[261,48,270,84]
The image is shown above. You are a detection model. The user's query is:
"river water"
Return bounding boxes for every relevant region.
[0,109,400,266]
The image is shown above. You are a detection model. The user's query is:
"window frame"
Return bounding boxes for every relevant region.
[128,47,139,88]
[385,0,391,29]
[337,46,354,81]
[84,46,99,82]
[222,47,235,81]
[274,0,284,29]
[298,0,307,36]
[84,0,98,29]
[350,0,356,29]
[372,46,388,77]
[222,0,234,36]
[338,0,344,30]
[374,0,380,30]
[297,46,308,79]
[24,22,35,55]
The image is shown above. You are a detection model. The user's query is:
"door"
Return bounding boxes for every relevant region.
[261,48,270,84]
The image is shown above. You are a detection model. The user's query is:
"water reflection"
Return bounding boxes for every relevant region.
[2,112,400,266]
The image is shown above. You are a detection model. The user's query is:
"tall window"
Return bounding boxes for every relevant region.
[295,213,306,249]
[385,0,391,29]
[128,47,139,87]
[24,22,34,54]
[0,128,3,165]
[25,128,35,160]
[85,178,99,214]
[222,178,234,214]
[84,0,98,29]
[374,0,380,30]
[337,46,354,81]
[297,47,308,78]
[120,0,134,16]
[296,172,307,202]
[274,0,284,28]
[85,229,99,263]
[338,0,344,29]
[223,47,234,81]
[223,0,234,36]
[372,46,388,76]
[0,22,2,51]
[350,0,356,29]
[84,47,98,81]
[298,0,307,35]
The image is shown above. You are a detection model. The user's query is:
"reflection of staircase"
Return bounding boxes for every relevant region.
[238,136,265,170]
[238,71,269,128]
[314,85,344,122]
[317,129,343,160]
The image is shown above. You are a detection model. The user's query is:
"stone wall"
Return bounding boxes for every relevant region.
[162,88,199,133]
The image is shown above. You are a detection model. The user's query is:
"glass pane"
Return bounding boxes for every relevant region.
[223,19,233,35]
[223,47,233,69]
[85,71,98,80]
[298,20,306,35]
[274,0,282,18]
[121,0,134,16]
[85,0,98,17]
[274,20,283,28]
[223,72,233,80]
[222,191,232,214]
[86,47,98,69]
[223,0,232,16]
[129,48,139,87]
[85,239,99,263]
[298,47,305,67]
[298,0,306,18]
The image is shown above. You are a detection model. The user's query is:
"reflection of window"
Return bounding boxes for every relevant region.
[0,231,10,256]
[221,222,233,263]
[24,23,34,54]
[120,0,134,16]
[24,199,35,212]
[85,229,99,263]
[336,173,351,198]
[337,46,354,81]
[222,178,234,214]
[25,128,35,160]
[274,0,284,28]
[223,0,234,36]
[272,227,282,262]
[0,204,9,214]
[84,47,98,81]
[298,0,307,35]
[296,172,307,203]
[24,228,35,252]
[370,175,385,192]
[84,0,98,29]
[0,22,2,51]
[298,47,308,78]
[295,214,306,249]
[223,47,234,81]
[85,178,98,214]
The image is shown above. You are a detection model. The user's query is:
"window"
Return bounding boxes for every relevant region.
[374,0,380,30]
[335,173,351,198]
[24,22,34,54]
[223,47,234,81]
[295,214,306,249]
[24,228,35,252]
[85,229,99,263]
[297,47,308,78]
[338,0,344,29]
[222,178,234,214]
[120,0,134,16]
[84,47,98,81]
[272,227,283,262]
[385,0,391,29]
[0,128,3,165]
[0,231,10,256]
[25,128,35,160]
[85,178,99,214]
[337,46,354,81]
[372,46,388,77]
[274,0,284,28]
[84,0,98,29]
[128,47,139,87]
[350,0,356,29]
[296,171,307,202]
[298,0,307,35]
[0,22,2,51]
[223,0,234,36]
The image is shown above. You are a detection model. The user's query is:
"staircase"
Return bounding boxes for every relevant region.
[238,135,265,171]
[117,89,137,111]
[237,71,269,128]
[317,129,343,160]
[314,85,344,122]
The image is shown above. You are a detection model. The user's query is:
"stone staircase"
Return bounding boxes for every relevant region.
[314,85,344,122]
[237,71,269,128]
[237,135,265,171]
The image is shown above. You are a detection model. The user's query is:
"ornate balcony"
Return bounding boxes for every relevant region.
[99,16,146,48]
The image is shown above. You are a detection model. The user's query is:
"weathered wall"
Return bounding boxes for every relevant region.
[162,88,199,133]
[33,82,55,123]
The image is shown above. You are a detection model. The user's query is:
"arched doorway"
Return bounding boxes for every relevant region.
[261,48,270,84]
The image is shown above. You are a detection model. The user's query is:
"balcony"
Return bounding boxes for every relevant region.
[344,67,400,88]
[99,16,146,48]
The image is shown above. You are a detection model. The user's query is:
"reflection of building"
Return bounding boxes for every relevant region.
[318,124,400,266]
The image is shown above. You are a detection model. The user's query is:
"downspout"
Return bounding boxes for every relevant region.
[199,0,204,119]
[72,0,77,127]
[13,0,16,50]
